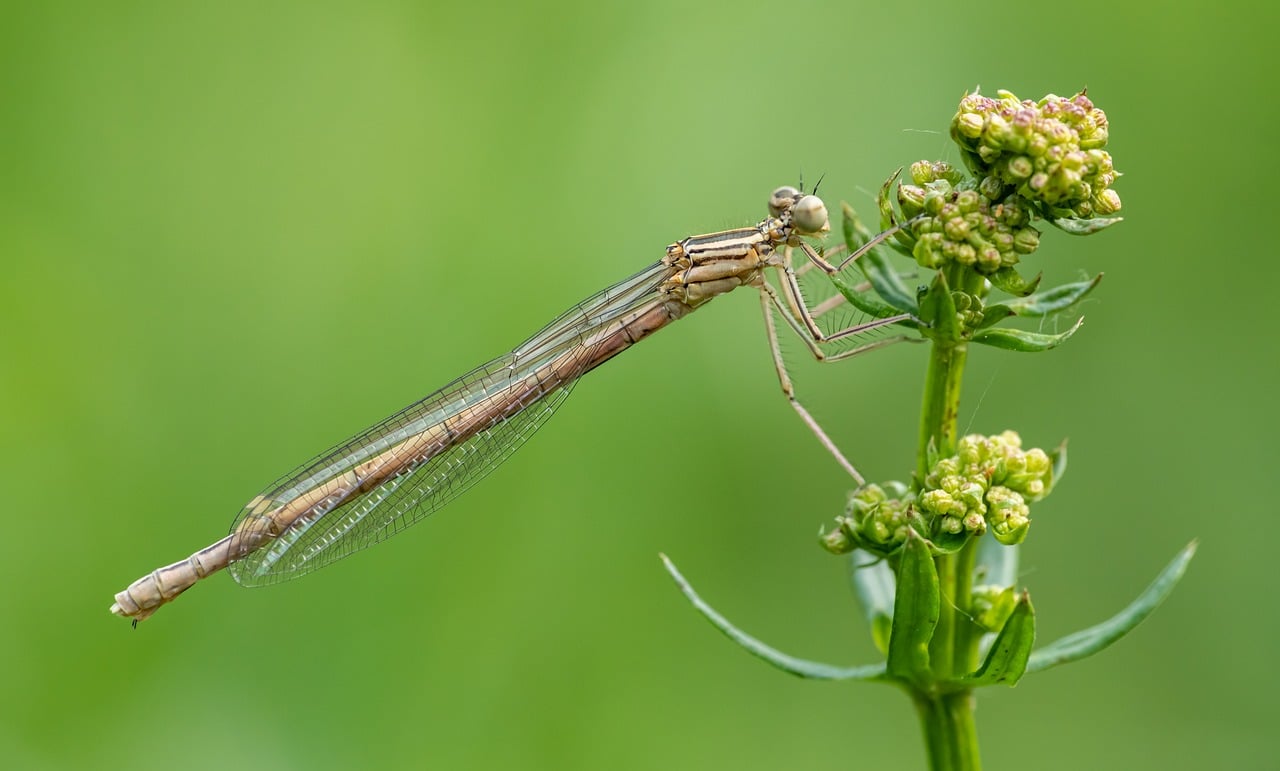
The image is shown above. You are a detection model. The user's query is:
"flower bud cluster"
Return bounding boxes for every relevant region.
[898,173,1040,274]
[951,89,1121,218]
[919,431,1051,545]
[821,482,921,555]
[821,433,1052,555]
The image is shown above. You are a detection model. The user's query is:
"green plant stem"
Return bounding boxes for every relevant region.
[951,539,980,676]
[913,691,982,771]
[916,339,968,479]
[914,266,981,769]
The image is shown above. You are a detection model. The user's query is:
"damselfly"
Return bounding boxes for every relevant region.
[110,185,912,623]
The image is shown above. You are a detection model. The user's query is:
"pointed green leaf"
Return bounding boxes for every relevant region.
[976,302,1015,330]
[958,592,1035,688]
[918,272,960,343]
[1003,274,1103,317]
[851,550,895,655]
[841,202,918,314]
[842,200,875,250]
[972,318,1083,352]
[1047,215,1124,235]
[885,238,917,260]
[877,168,903,231]
[921,271,962,340]
[988,267,1043,297]
[1027,542,1198,673]
[1046,439,1068,495]
[925,529,968,555]
[831,273,910,321]
[860,251,920,315]
[976,586,1019,658]
[660,554,888,681]
[886,529,939,684]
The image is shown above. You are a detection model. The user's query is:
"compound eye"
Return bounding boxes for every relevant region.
[768,185,801,217]
[791,194,829,235]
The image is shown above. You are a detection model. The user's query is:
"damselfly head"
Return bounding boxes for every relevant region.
[768,185,829,236]
[791,194,830,236]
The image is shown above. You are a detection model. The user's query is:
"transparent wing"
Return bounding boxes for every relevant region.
[226,260,670,586]
[229,376,575,586]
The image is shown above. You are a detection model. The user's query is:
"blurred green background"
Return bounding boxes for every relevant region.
[1,1,1273,768]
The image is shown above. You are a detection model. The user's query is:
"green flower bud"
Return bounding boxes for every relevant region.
[921,489,962,518]
[944,217,971,241]
[958,481,986,511]
[986,486,1030,542]
[1085,149,1113,175]
[985,114,1012,148]
[956,112,984,139]
[979,175,1006,200]
[913,234,946,269]
[1007,156,1033,180]
[924,190,948,216]
[964,512,987,535]
[910,160,934,185]
[1010,112,1035,140]
[898,184,927,217]
[911,160,962,186]
[1026,133,1049,158]
[993,518,1030,546]
[821,523,854,554]
[1094,188,1122,215]
[1013,227,1040,254]
[977,246,1003,273]
[1024,448,1050,475]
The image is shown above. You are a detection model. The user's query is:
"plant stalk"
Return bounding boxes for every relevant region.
[914,266,981,769]
[913,690,982,771]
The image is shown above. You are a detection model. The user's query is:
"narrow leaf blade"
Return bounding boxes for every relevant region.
[661,554,887,681]
[976,303,1015,330]
[1004,274,1103,318]
[989,267,1043,297]
[1027,542,1198,673]
[1048,215,1124,235]
[918,271,959,343]
[1046,438,1068,495]
[831,273,910,321]
[972,318,1083,352]
[959,592,1035,688]
[841,201,918,314]
[886,529,939,684]
[876,168,902,231]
